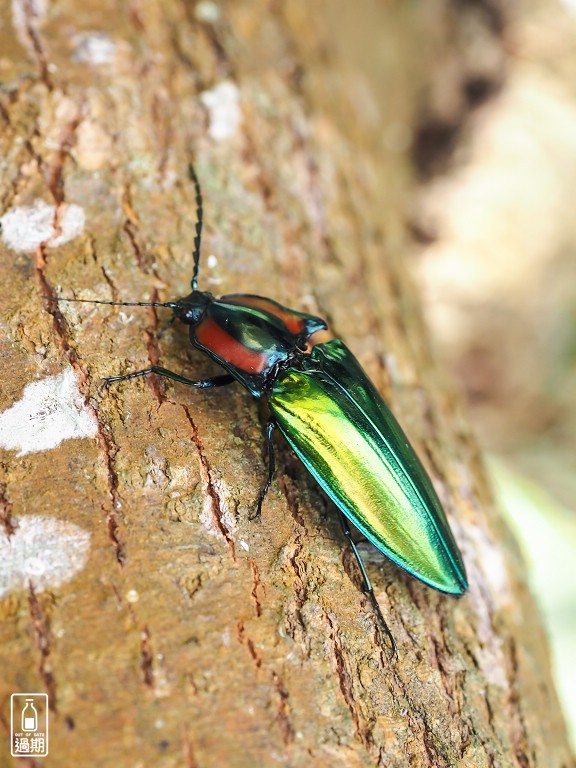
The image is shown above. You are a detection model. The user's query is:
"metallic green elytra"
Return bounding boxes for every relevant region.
[49,165,468,653]
[269,339,467,595]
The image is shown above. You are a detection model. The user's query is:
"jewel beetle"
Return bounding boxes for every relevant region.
[49,166,468,654]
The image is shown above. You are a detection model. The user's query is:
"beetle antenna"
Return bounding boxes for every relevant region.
[189,163,203,292]
[44,295,178,309]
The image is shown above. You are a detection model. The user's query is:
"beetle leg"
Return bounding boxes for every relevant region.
[338,511,397,659]
[251,419,277,521]
[104,367,235,388]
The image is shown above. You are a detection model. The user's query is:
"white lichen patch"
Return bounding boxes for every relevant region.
[0,369,98,456]
[200,81,242,141]
[0,515,90,598]
[0,200,85,252]
[195,1,220,22]
[72,32,117,65]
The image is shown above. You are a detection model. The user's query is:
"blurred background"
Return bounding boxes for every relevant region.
[412,0,576,750]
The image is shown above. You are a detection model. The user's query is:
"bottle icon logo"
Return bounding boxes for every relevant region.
[10,693,49,757]
[22,699,38,731]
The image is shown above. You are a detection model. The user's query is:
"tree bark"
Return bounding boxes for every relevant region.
[0,1,573,767]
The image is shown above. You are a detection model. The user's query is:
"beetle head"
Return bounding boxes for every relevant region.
[173,290,214,326]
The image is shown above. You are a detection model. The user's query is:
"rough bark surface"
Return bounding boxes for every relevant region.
[0,1,573,767]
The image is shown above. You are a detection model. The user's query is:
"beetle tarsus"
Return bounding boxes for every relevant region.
[368,590,398,659]
[338,511,397,660]
[253,420,277,520]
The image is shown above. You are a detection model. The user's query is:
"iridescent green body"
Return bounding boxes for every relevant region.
[53,166,467,649]
[269,339,467,594]
[167,288,467,595]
